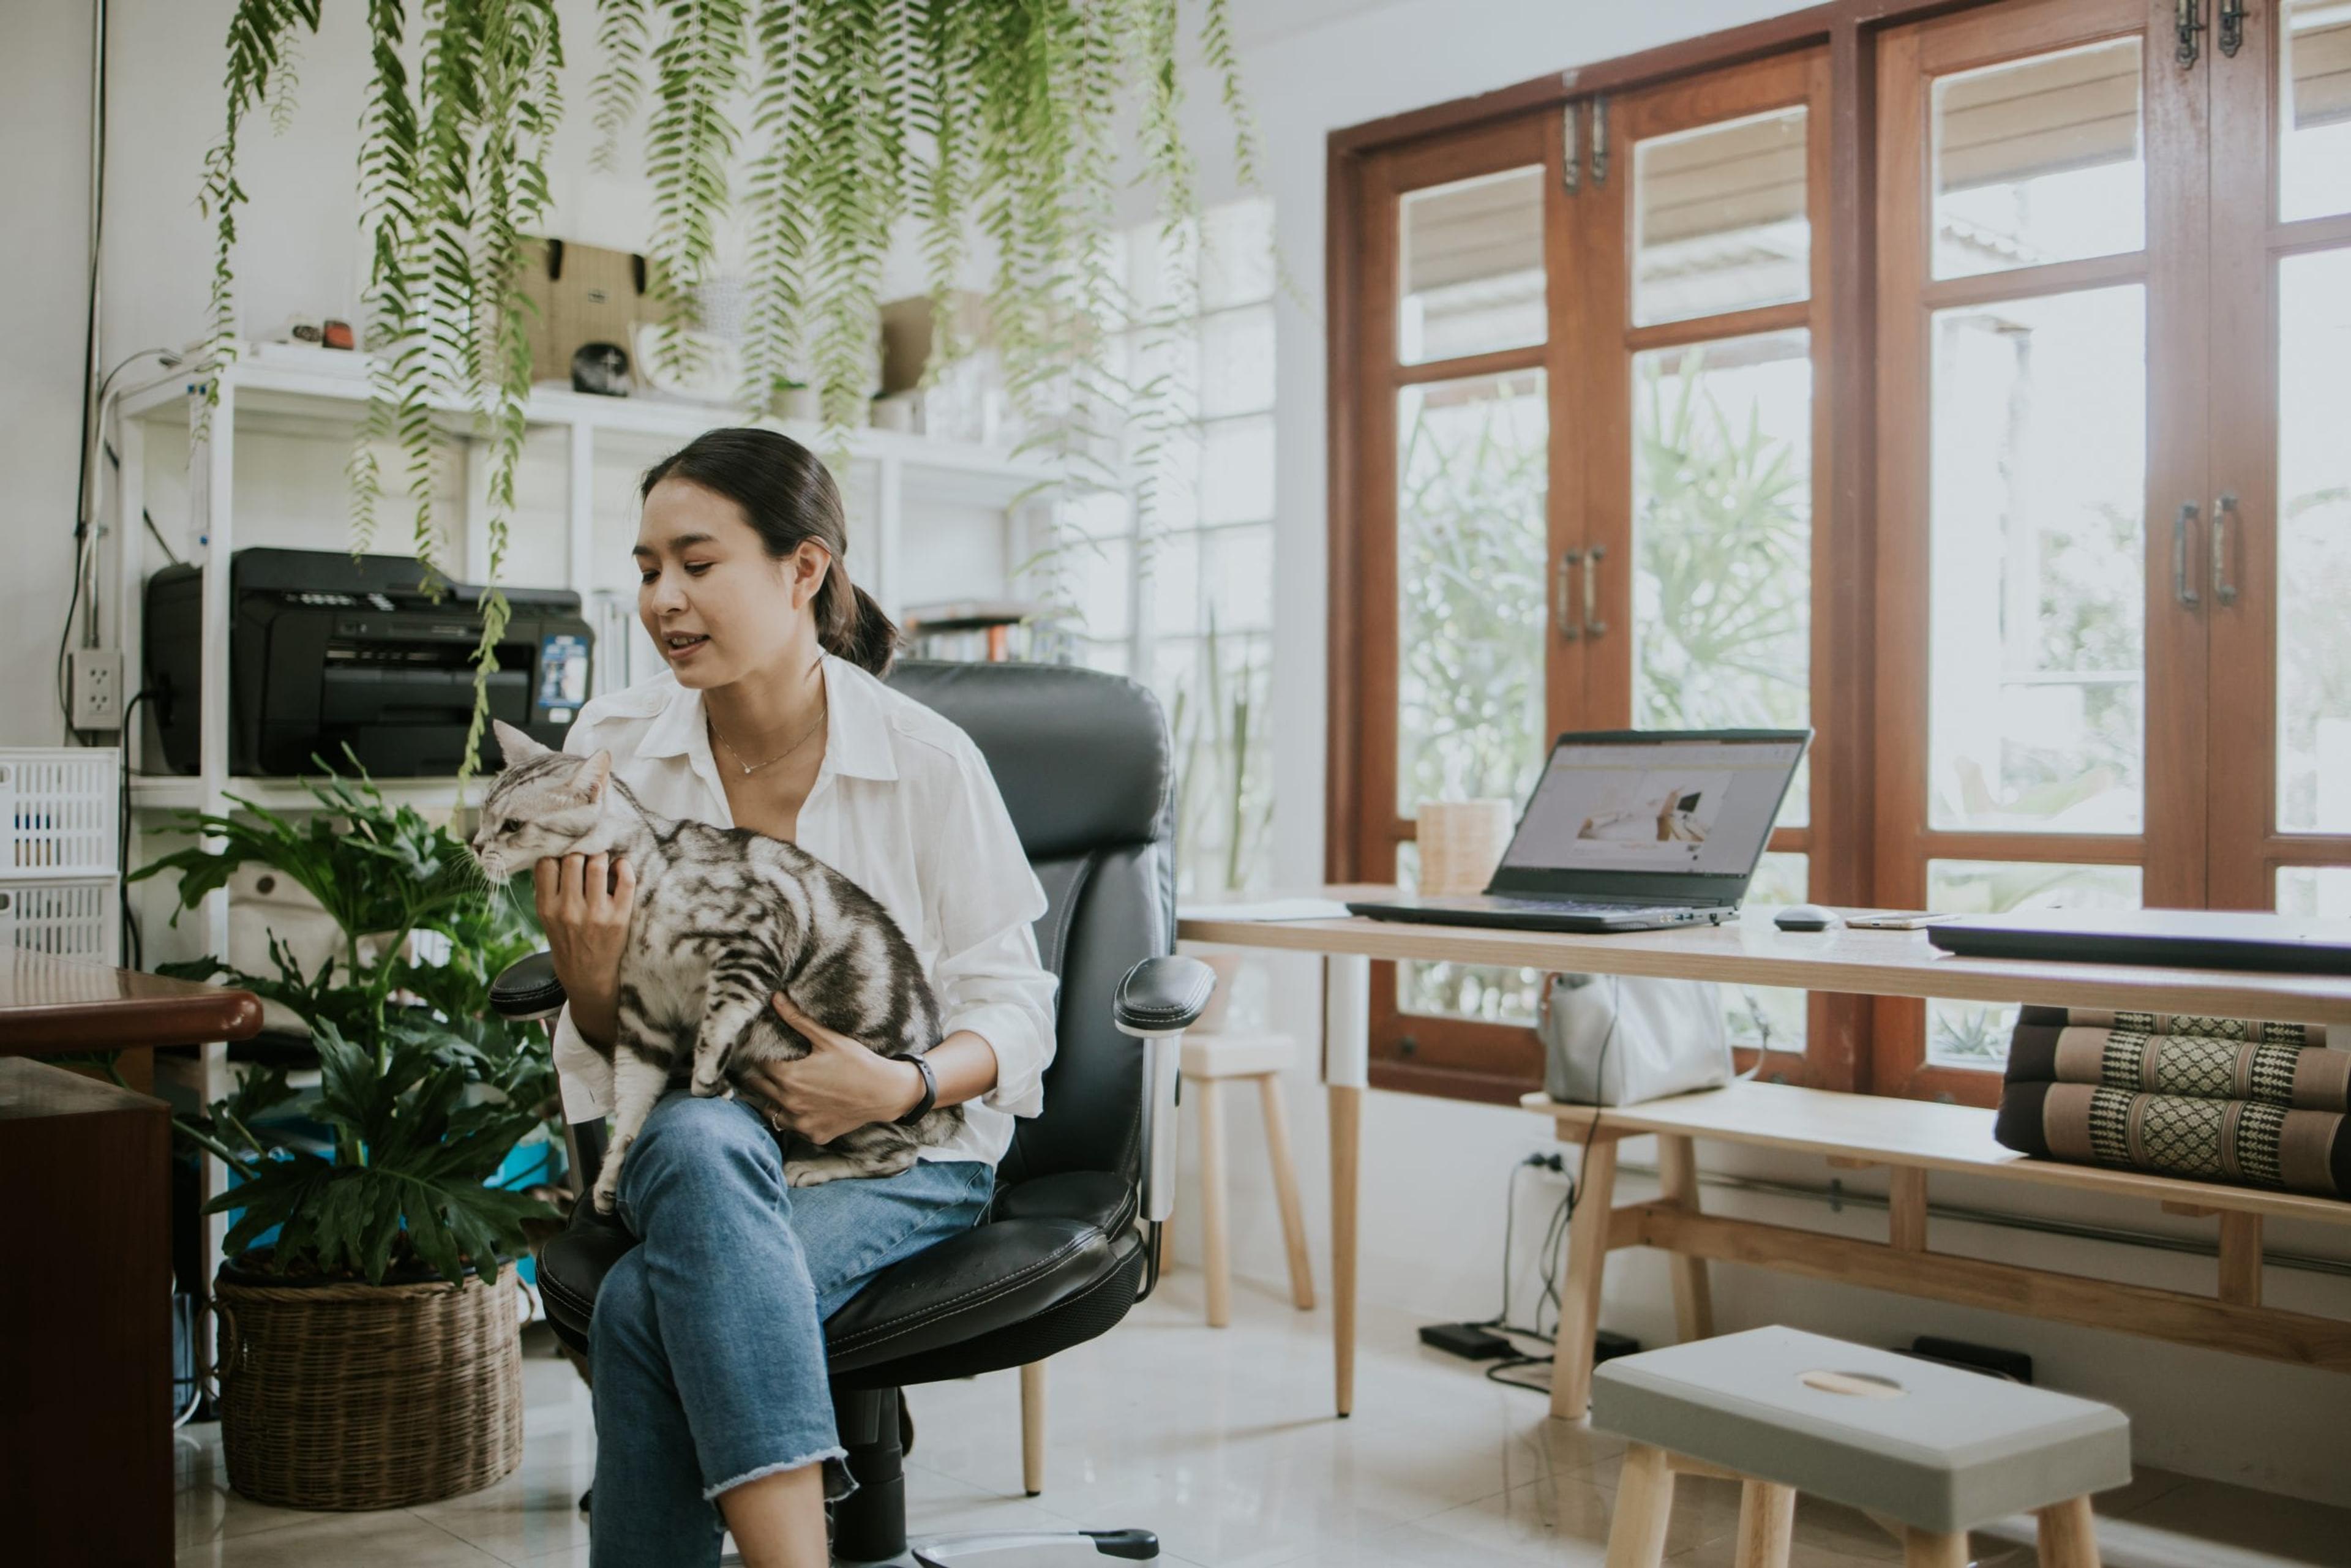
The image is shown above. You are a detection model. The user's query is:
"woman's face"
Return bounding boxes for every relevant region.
[635,477,828,689]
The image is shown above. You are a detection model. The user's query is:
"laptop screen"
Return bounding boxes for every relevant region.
[1488,730,1809,902]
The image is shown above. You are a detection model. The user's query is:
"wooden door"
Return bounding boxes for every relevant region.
[1873,0,2210,1101]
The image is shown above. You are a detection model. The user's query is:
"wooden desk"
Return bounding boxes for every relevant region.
[0,951,260,1567]
[1175,888,2351,1419]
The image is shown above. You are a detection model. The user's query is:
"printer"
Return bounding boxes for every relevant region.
[145,547,595,777]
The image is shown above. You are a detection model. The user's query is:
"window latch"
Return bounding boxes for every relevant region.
[2176,0,2207,67]
[2218,0,2244,56]
[1589,96,1610,185]
[1562,105,1580,194]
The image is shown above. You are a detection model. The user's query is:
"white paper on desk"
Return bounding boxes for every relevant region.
[1178,897,1355,922]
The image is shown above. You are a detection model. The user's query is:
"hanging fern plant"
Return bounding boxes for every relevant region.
[198,0,1260,782]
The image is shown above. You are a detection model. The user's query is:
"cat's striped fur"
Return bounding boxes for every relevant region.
[472,720,962,1212]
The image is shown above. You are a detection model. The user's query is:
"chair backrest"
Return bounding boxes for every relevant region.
[883,659,1176,1190]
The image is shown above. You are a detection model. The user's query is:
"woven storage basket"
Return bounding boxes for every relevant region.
[214,1267,525,1510]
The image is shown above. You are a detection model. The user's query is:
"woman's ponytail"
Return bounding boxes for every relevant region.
[815,567,902,678]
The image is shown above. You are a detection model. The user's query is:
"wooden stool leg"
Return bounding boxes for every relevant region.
[1019,1360,1046,1496]
[1549,1137,1621,1419]
[1197,1076,1232,1327]
[1256,1071,1317,1311]
[2036,1495,2099,1568]
[1734,1479,1796,1568]
[1655,1133,1714,1342]
[1902,1528,1968,1568]
[1603,1442,1679,1568]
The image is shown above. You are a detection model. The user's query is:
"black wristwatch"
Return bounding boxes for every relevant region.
[894,1055,938,1126]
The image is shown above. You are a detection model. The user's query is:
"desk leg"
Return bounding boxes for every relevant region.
[1550,1135,1621,1420]
[1324,953,1368,1420]
[1656,1134,1714,1343]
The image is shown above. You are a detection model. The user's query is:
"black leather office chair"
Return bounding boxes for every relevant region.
[491,659,1213,1566]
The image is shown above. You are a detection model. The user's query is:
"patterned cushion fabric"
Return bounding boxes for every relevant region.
[1995,1081,2351,1197]
[1995,1007,2351,1196]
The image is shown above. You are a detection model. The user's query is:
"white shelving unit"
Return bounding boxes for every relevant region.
[107,345,1067,1313]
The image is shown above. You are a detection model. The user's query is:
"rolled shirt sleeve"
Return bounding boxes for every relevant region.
[921,735,1060,1118]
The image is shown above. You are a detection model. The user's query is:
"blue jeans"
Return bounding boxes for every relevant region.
[587,1092,994,1567]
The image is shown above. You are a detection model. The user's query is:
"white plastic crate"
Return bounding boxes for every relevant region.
[0,877,119,964]
[0,749,119,880]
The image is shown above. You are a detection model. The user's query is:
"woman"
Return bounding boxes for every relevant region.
[535,427,1059,1567]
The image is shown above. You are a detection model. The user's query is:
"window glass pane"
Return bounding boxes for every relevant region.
[2278,866,2351,917]
[1148,426,1202,531]
[1201,198,1277,310]
[1634,106,1809,327]
[1929,287,2145,833]
[2276,251,2351,834]
[1162,632,1274,897]
[1201,415,1275,525]
[1924,860,2142,1068]
[1397,841,1544,1024]
[1632,331,1812,828]
[1067,534,1132,642]
[1204,524,1273,633]
[1399,166,1545,364]
[1149,531,1199,637]
[1932,38,2144,280]
[1200,306,1275,419]
[1397,370,1550,816]
[1733,852,1809,1055]
[2282,0,2351,222]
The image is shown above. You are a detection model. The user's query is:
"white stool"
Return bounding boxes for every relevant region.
[1592,1326,2131,1568]
[1178,1030,1315,1327]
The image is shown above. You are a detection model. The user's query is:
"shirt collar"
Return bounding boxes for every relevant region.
[636,652,898,783]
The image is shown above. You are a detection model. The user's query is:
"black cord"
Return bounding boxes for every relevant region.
[118,689,151,969]
[60,0,108,741]
[1483,975,1624,1395]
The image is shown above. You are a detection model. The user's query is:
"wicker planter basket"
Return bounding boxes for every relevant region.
[214,1264,525,1510]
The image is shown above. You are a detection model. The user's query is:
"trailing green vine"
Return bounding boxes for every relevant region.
[200,0,1261,781]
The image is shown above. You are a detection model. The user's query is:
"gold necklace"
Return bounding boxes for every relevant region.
[708,695,828,776]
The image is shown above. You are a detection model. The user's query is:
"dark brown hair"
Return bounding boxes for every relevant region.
[640,427,901,676]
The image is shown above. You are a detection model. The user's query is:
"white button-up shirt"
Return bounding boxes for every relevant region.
[548,651,1060,1169]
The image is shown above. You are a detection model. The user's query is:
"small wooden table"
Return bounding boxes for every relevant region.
[1175,888,2351,1420]
[0,950,260,1567]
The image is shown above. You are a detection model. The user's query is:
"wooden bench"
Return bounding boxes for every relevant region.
[1522,1080,2351,1421]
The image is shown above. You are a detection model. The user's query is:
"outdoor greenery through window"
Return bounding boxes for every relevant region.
[1046,199,1277,904]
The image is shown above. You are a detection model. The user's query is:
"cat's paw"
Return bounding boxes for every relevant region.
[784,1157,852,1188]
[590,1166,623,1215]
[688,1068,727,1098]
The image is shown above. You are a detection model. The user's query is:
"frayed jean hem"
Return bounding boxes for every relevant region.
[703,1444,854,1506]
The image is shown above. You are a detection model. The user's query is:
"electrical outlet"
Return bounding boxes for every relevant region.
[69,648,125,729]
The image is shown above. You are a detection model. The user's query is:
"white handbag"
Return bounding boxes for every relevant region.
[1537,971,1732,1106]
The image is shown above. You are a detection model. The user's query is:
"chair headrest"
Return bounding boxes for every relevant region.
[885,659,1173,861]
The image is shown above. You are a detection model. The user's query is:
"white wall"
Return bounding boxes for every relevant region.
[8,0,2350,1506]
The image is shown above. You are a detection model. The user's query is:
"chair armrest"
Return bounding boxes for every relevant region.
[491,951,568,1022]
[1112,955,1217,1037]
[1112,956,1215,1234]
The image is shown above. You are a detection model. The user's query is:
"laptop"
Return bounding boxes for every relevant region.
[1348,728,1811,934]
[1929,909,2351,975]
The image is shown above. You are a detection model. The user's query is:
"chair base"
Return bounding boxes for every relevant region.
[826,1387,1157,1566]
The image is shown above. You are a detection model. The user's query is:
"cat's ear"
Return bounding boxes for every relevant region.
[576,750,614,804]
[492,719,550,767]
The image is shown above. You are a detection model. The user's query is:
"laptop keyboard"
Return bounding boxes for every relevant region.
[1479,896,1701,920]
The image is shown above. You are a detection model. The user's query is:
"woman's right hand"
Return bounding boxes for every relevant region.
[533,852,637,1047]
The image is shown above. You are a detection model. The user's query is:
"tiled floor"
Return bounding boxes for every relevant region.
[176,1273,2351,1566]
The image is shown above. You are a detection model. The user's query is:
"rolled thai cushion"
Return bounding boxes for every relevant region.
[1996,1081,2351,1198]
[2004,1015,2351,1114]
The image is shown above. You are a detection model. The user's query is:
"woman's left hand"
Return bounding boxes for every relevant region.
[745,992,926,1145]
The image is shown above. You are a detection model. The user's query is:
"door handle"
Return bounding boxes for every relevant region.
[1555,550,1583,639]
[2211,492,2239,606]
[2173,501,2200,609]
[1583,544,1607,639]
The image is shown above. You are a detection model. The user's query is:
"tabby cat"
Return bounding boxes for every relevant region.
[470,720,963,1212]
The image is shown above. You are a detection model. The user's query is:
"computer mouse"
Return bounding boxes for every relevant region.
[1773,902,1844,932]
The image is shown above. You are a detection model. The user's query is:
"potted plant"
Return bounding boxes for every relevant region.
[135,765,560,1510]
